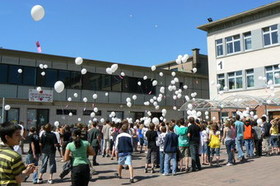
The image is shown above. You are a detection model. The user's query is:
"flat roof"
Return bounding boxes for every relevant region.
[197,1,280,32]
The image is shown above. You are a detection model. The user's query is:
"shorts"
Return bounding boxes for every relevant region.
[179,147,190,159]
[270,136,279,148]
[139,138,144,146]
[201,144,208,154]
[118,155,132,166]
[210,148,220,156]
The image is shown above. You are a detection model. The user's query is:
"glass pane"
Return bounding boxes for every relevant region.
[246,69,254,74]
[216,39,222,44]
[234,41,241,52]
[83,73,101,90]
[45,69,57,87]
[236,71,242,76]
[264,34,271,46]
[233,35,240,39]
[112,75,122,91]
[58,70,71,88]
[227,43,233,54]
[226,37,232,42]
[228,72,234,77]
[263,27,269,32]
[8,65,22,84]
[243,32,251,37]
[0,64,8,83]
[27,109,37,129]
[100,74,111,91]
[23,66,36,86]
[218,79,224,90]
[7,108,19,123]
[217,45,223,56]
[247,75,254,87]
[218,74,224,78]
[142,79,155,94]
[266,72,273,83]
[37,109,49,129]
[228,78,235,89]
[272,32,278,44]
[271,24,277,30]
[266,66,273,71]
[236,77,243,88]
[245,38,252,50]
[274,72,280,84]
[70,71,82,89]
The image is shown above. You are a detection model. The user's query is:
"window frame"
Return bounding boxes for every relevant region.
[216,39,224,57]
[243,31,252,51]
[263,24,279,47]
[228,71,243,90]
[265,65,280,85]
[225,34,241,54]
[246,69,254,88]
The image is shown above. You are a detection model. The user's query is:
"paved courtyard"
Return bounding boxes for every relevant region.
[21,146,280,186]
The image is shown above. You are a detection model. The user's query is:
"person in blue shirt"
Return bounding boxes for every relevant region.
[234,115,246,162]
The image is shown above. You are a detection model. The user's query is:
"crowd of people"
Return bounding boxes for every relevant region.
[0,114,280,185]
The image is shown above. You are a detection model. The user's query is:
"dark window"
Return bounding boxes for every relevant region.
[142,79,155,94]
[100,74,111,91]
[112,75,122,91]
[0,64,8,83]
[56,109,77,115]
[58,70,71,88]
[37,68,58,87]
[23,66,36,86]
[83,110,102,116]
[123,77,140,93]
[83,73,101,90]
[8,65,22,84]
[70,71,81,89]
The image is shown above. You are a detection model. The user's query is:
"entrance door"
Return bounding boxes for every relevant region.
[27,109,49,130]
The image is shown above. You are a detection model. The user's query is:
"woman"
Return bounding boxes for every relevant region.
[209,123,221,166]
[222,120,235,166]
[64,128,95,186]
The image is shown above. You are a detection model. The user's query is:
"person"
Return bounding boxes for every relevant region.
[64,128,95,186]
[25,127,41,184]
[222,120,235,166]
[88,121,102,165]
[115,123,134,183]
[137,124,145,153]
[262,116,271,156]
[176,120,190,172]
[252,120,262,157]
[145,123,158,173]
[200,123,209,165]
[0,122,35,185]
[53,126,63,160]
[209,123,221,166]
[163,125,178,176]
[243,118,254,158]
[102,120,111,157]
[37,123,58,184]
[187,117,201,171]
[234,115,246,162]
[156,126,167,174]
[13,122,26,155]
[61,125,71,156]
[269,119,279,155]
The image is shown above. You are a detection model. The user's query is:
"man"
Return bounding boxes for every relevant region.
[102,120,111,157]
[144,123,158,173]
[0,122,35,185]
[88,121,101,166]
[262,116,271,156]
[163,125,178,176]
[115,123,134,183]
[243,118,254,158]
[235,115,246,162]
[187,117,201,171]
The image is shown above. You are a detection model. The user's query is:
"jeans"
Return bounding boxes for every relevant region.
[244,139,254,157]
[189,143,201,170]
[254,139,262,156]
[71,164,90,186]
[92,146,99,164]
[225,140,235,163]
[26,153,39,183]
[159,151,165,174]
[235,137,244,159]
[164,153,177,174]
[262,137,270,154]
[40,153,57,174]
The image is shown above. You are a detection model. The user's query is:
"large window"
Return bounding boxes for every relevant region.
[216,39,224,56]
[246,69,254,88]
[83,73,101,90]
[37,68,58,87]
[228,71,242,90]
[56,109,77,115]
[243,32,252,50]
[70,71,82,89]
[23,66,36,85]
[217,74,225,90]
[0,64,8,83]
[58,70,71,88]
[263,24,278,46]
[226,35,241,54]
[266,65,280,85]
[8,65,22,84]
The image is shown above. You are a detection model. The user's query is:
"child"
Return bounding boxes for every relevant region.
[156,126,167,174]
[0,122,35,185]
[200,124,209,165]
[209,123,221,166]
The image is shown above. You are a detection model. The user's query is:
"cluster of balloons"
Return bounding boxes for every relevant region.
[176,54,189,65]
[106,64,118,74]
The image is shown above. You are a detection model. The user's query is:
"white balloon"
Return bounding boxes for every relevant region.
[258,76,263,80]
[197,111,202,117]
[78,118,81,122]
[205,111,209,116]
[74,93,78,97]
[111,64,118,72]
[262,77,267,81]
[121,72,125,76]
[105,92,109,96]
[171,80,175,85]
[266,99,271,104]
[100,118,105,123]
[188,104,193,110]
[75,57,83,65]
[173,106,177,110]
[111,112,116,117]
[253,115,258,120]
[177,93,182,99]
[152,80,158,86]
[106,68,113,74]
[159,72,163,77]
[31,5,45,21]
[150,98,154,103]
[157,97,162,102]
[212,116,216,120]
[182,54,189,63]
[83,97,88,102]
[151,65,156,71]
[132,95,137,100]
[41,71,45,76]
[36,87,42,92]
[143,76,148,80]
[138,81,142,86]
[173,95,177,100]
[43,64,48,69]
[127,102,132,107]
[126,97,131,102]
[54,121,59,127]
[92,94,98,99]
[4,105,11,111]
[275,73,280,79]
[223,86,228,90]
[153,101,158,106]
[192,68,197,73]
[162,109,167,114]
[171,72,176,77]
[144,118,151,126]
[93,107,98,112]
[216,84,221,89]
[18,69,22,73]
[185,95,190,101]
[183,85,188,89]
[152,117,159,125]
[39,64,44,69]
[205,116,209,120]
[67,97,72,102]
[174,77,179,83]
[257,118,262,125]
[90,112,95,118]
[54,81,65,93]
[81,68,87,75]
[69,112,73,116]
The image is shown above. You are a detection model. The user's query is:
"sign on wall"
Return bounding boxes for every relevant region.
[29,89,53,102]
[217,59,224,71]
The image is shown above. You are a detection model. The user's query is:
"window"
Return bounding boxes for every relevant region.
[107,111,124,120]
[112,75,122,91]
[8,65,22,84]
[131,112,144,121]
[263,24,278,46]
[243,32,252,50]
[1,108,20,123]
[216,39,223,56]
[83,73,101,90]
[56,109,77,115]
[83,110,101,116]
[100,74,111,91]
[265,65,280,85]
[217,74,225,90]
[226,35,241,54]
[23,66,36,86]
[228,71,242,90]
[246,69,254,88]
[0,64,8,83]
[37,68,58,87]
[70,71,82,89]
[58,70,71,88]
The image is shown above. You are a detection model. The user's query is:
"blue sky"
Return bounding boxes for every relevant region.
[0,0,277,67]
